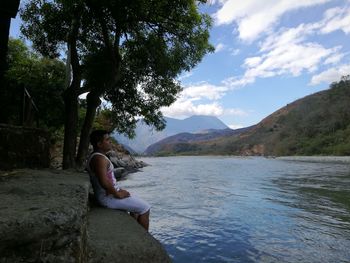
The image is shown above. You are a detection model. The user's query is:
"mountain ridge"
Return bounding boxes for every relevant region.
[145,127,252,155]
[145,78,350,156]
[113,115,229,153]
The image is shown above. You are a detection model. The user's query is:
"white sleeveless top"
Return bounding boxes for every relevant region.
[86,152,120,202]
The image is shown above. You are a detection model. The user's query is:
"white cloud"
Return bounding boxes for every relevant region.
[259,43,334,76]
[244,56,262,67]
[226,42,336,88]
[228,124,245,130]
[161,82,248,119]
[181,83,228,100]
[309,64,350,85]
[162,100,249,119]
[161,82,228,118]
[223,75,255,88]
[259,23,315,52]
[324,52,344,65]
[215,43,226,53]
[213,0,330,41]
[320,6,350,34]
[161,100,224,118]
[207,0,225,5]
[194,103,224,115]
[222,13,347,89]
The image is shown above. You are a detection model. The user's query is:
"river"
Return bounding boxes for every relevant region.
[121,156,350,263]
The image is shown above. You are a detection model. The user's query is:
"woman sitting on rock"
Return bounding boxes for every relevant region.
[86,130,151,231]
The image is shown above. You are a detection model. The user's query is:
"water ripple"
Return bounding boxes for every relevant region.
[129,156,350,263]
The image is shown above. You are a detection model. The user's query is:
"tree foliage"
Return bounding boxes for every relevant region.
[92,109,117,132]
[1,38,65,130]
[20,0,213,168]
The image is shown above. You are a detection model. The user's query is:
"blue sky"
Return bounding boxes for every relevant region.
[10,0,350,129]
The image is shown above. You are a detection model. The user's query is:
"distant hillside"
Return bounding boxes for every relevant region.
[148,77,350,156]
[145,127,252,155]
[113,115,228,153]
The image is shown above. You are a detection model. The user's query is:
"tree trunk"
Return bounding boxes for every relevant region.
[62,86,78,169]
[62,12,81,169]
[0,15,11,123]
[75,91,101,168]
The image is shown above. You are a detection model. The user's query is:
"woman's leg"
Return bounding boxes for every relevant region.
[130,212,139,221]
[104,194,151,231]
[137,209,150,231]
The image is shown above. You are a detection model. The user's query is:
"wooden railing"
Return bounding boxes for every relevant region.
[21,86,39,127]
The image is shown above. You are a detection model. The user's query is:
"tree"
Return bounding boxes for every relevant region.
[92,109,117,132]
[1,38,65,129]
[20,0,86,168]
[0,0,20,88]
[21,0,213,168]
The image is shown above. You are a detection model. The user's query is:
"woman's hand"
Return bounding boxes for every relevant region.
[115,189,130,199]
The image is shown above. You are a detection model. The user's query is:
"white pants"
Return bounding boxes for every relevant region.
[99,193,151,215]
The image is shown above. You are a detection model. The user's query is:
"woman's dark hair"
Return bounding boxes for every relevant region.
[89,130,109,148]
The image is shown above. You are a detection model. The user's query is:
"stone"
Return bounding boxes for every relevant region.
[0,169,89,262]
[87,208,171,263]
[0,169,171,262]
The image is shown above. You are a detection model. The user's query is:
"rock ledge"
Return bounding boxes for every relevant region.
[0,169,170,263]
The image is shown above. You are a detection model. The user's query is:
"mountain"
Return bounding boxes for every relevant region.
[146,77,350,156]
[112,115,228,153]
[145,127,252,155]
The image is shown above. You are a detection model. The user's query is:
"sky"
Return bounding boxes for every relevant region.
[9,0,350,129]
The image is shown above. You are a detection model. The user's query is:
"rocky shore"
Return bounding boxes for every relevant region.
[0,169,170,263]
[50,140,149,181]
[107,150,148,180]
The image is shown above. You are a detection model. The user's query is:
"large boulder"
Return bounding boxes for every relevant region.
[0,169,90,262]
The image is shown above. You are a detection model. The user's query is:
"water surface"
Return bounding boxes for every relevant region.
[122,156,350,263]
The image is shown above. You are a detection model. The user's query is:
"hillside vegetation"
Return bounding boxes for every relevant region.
[145,127,252,155]
[149,77,350,156]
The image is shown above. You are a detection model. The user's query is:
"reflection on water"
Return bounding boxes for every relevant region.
[273,164,350,225]
[122,157,350,263]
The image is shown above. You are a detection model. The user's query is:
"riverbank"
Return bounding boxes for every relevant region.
[0,169,170,262]
[277,156,350,164]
